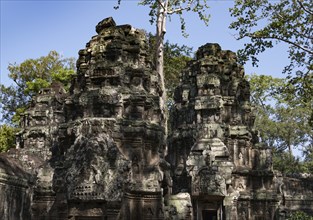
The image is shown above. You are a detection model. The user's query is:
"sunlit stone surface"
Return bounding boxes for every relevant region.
[0,17,313,220]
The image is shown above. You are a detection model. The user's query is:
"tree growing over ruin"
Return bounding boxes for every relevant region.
[229,0,313,126]
[147,33,193,103]
[115,0,210,134]
[0,40,191,152]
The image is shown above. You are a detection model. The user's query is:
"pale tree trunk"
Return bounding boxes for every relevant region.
[156,0,168,141]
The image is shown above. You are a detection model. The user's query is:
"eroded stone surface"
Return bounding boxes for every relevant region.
[0,18,313,220]
[0,155,32,219]
[168,43,313,219]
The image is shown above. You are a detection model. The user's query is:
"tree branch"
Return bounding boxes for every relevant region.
[245,33,313,55]
[296,0,313,15]
[167,0,194,15]
[157,0,166,11]
[168,6,190,15]
[293,27,313,40]
[170,0,180,7]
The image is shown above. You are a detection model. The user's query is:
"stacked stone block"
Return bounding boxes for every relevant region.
[168,43,278,219]
[0,18,313,220]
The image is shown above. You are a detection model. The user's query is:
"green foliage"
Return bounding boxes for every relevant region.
[164,42,193,98]
[230,0,312,73]
[289,211,313,220]
[164,43,192,107]
[247,74,313,174]
[147,33,193,100]
[0,125,19,153]
[230,0,313,123]
[146,0,210,37]
[116,0,210,37]
[0,51,75,124]
[272,150,306,174]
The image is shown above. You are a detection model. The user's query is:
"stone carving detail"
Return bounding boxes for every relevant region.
[63,17,165,219]
[168,43,313,219]
[0,17,165,220]
[0,18,313,220]
[165,193,193,220]
[65,132,129,201]
[198,169,226,196]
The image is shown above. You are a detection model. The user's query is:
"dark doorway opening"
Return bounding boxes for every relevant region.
[202,210,218,220]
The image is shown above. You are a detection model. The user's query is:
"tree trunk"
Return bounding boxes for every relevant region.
[156,0,168,140]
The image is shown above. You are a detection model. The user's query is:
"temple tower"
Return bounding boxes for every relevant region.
[168,43,277,220]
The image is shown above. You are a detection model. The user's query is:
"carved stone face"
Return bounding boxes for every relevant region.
[37,137,45,148]
[182,90,189,101]
[168,193,193,219]
[229,80,239,96]
[29,136,45,149]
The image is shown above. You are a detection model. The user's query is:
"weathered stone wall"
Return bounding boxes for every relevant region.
[0,155,32,219]
[0,17,166,220]
[168,43,313,220]
[275,174,313,218]
[62,17,165,220]
[0,17,313,220]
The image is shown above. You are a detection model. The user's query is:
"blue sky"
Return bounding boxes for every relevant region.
[1,0,290,87]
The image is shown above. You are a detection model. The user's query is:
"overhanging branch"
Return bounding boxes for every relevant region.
[245,33,313,55]
[296,0,313,15]
[157,0,166,11]
[167,0,194,15]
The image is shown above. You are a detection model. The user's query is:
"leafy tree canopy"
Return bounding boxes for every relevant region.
[230,0,313,121]
[289,211,313,220]
[0,51,75,125]
[230,0,312,73]
[116,0,210,37]
[0,125,19,153]
[248,74,313,174]
[164,41,193,97]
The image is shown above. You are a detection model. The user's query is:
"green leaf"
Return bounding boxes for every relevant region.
[0,51,76,124]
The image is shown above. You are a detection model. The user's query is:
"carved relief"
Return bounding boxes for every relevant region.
[1,19,313,220]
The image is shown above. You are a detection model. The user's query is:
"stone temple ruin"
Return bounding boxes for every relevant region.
[1,17,313,220]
